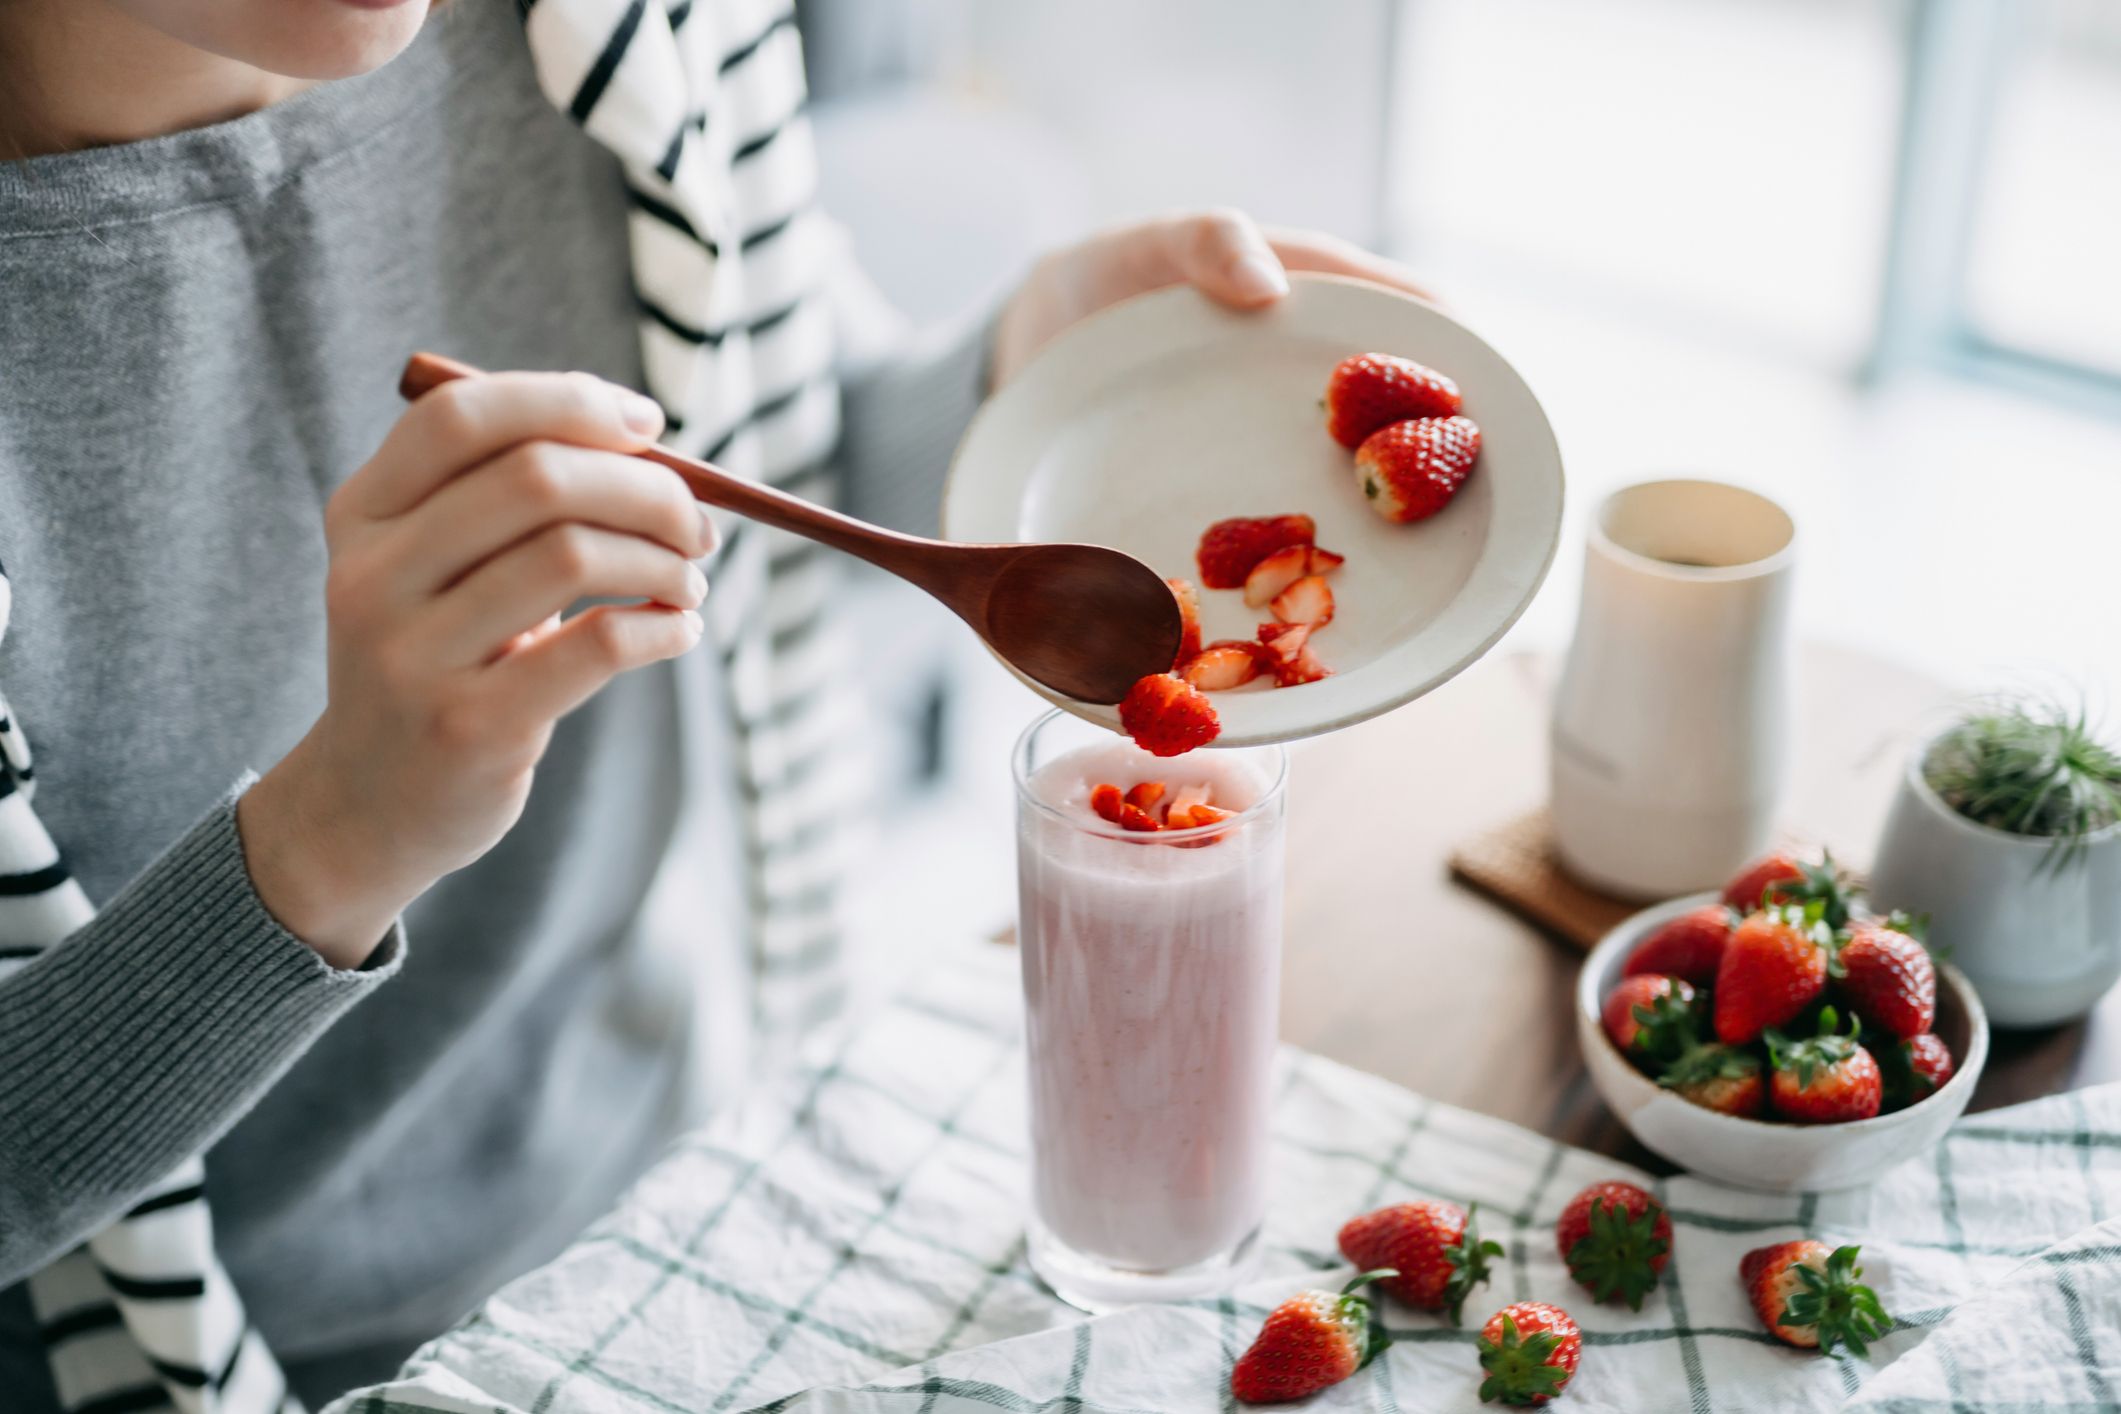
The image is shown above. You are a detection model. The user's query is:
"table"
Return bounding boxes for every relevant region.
[1280,640,2121,1167]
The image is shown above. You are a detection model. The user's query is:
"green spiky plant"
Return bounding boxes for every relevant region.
[1924,695,2121,871]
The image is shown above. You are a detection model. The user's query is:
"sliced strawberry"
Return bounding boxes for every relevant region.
[1257,621,1332,686]
[1179,643,1266,691]
[1088,784,1125,825]
[1243,544,1314,608]
[1276,647,1331,686]
[1117,802,1162,832]
[1306,546,1347,574]
[1118,673,1221,757]
[1270,575,1335,627]
[1167,781,1212,817]
[1170,802,1234,830]
[1164,781,1230,834]
[1196,515,1316,589]
[1125,781,1166,815]
[1166,577,1202,666]
[1257,621,1313,663]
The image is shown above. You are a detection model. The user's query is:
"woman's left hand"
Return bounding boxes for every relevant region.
[991,209,1438,387]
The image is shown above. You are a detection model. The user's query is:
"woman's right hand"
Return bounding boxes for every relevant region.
[238,371,714,968]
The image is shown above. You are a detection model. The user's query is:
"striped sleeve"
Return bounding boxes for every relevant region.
[0,779,405,1286]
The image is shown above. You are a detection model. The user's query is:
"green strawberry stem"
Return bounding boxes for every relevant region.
[1565,1196,1670,1311]
[1628,986,1701,1065]
[1337,1269,1397,1370]
[1778,1245,1891,1358]
[1766,853,1855,929]
[1443,1205,1506,1326]
[1477,1314,1571,1406]
[1766,1007,1861,1090]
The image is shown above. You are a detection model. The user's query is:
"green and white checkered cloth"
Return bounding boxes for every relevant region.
[333,942,2121,1414]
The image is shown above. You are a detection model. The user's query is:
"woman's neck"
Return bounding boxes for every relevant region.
[0,1,313,159]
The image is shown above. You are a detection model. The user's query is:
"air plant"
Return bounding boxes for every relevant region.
[1925,695,2121,870]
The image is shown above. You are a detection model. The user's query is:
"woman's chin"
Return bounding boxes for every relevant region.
[260,1,432,79]
[153,0,432,81]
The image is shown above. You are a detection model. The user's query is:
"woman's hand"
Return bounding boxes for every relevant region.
[239,373,713,969]
[991,209,1437,387]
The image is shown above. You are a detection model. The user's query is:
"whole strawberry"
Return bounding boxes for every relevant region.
[1714,904,1834,1044]
[1658,1042,1766,1118]
[1907,1033,1954,1095]
[1722,852,1851,925]
[1765,1007,1882,1123]
[1624,905,1735,986]
[1878,1032,1956,1110]
[1721,852,1805,913]
[1118,673,1220,757]
[1338,1200,1502,1323]
[1740,1241,1890,1355]
[1354,416,1481,524]
[1600,975,1696,1065]
[1555,1181,1672,1310]
[1476,1302,1581,1405]
[1838,919,1936,1039]
[1231,1269,1393,1404]
[1323,352,1463,448]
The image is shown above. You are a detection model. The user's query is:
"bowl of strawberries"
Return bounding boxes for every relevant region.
[1577,852,1989,1192]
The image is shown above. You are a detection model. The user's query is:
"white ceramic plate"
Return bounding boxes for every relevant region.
[941,274,1566,745]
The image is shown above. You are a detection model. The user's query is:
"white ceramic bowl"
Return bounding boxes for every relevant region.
[1578,893,1991,1192]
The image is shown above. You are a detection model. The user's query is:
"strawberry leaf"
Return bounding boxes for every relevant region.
[1766,854,1854,929]
[1628,986,1701,1065]
[1441,1205,1504,1326]
[1770,1008,1859,1092]
[1777,1245,1890,1358]
[1564,1196,1669,1311]
[1476,1314,1572,1406]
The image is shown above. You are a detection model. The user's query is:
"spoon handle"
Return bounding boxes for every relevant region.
[398,353,942,583]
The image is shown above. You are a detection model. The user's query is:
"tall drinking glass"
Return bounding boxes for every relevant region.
[1012,709,1288,1312]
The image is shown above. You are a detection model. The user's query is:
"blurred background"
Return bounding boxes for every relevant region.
[806,0,2121,970]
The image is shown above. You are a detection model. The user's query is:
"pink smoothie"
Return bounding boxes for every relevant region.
[1017,741,1283,1272]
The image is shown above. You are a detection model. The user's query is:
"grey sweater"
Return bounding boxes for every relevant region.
[0,3,986,1405]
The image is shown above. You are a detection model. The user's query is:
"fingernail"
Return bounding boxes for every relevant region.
[683,562,708,605]
[698,505,721,555]
[681,608,705,637]
[1229,252,1289,301]
[622,391,666,437]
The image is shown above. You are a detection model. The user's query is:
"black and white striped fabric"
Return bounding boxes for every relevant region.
[521,0,858,1041]
[3,557,299,1414]
[3,1,856,1407]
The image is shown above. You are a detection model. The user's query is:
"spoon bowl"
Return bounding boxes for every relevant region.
[977,543,1183,704]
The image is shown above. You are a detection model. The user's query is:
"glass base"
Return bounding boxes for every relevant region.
[1028,1219,1262,1314]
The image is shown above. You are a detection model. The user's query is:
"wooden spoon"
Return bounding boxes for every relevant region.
[399,354,1181,705]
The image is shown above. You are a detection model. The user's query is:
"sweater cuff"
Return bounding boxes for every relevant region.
[0,780,404,1221]
[837,307,995,539]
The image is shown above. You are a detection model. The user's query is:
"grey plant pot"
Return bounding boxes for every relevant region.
[1867,732,2121,1028]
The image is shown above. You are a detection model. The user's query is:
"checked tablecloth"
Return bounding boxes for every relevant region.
[335,942,2121,1413]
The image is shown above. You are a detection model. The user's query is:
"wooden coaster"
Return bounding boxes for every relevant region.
[1449,809,1839,952]
[1447,808,1644,951]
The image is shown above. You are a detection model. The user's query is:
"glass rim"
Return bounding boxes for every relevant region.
[1010,707,1289,841]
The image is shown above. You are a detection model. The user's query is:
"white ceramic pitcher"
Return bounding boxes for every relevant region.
[1550,479,1796,899]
